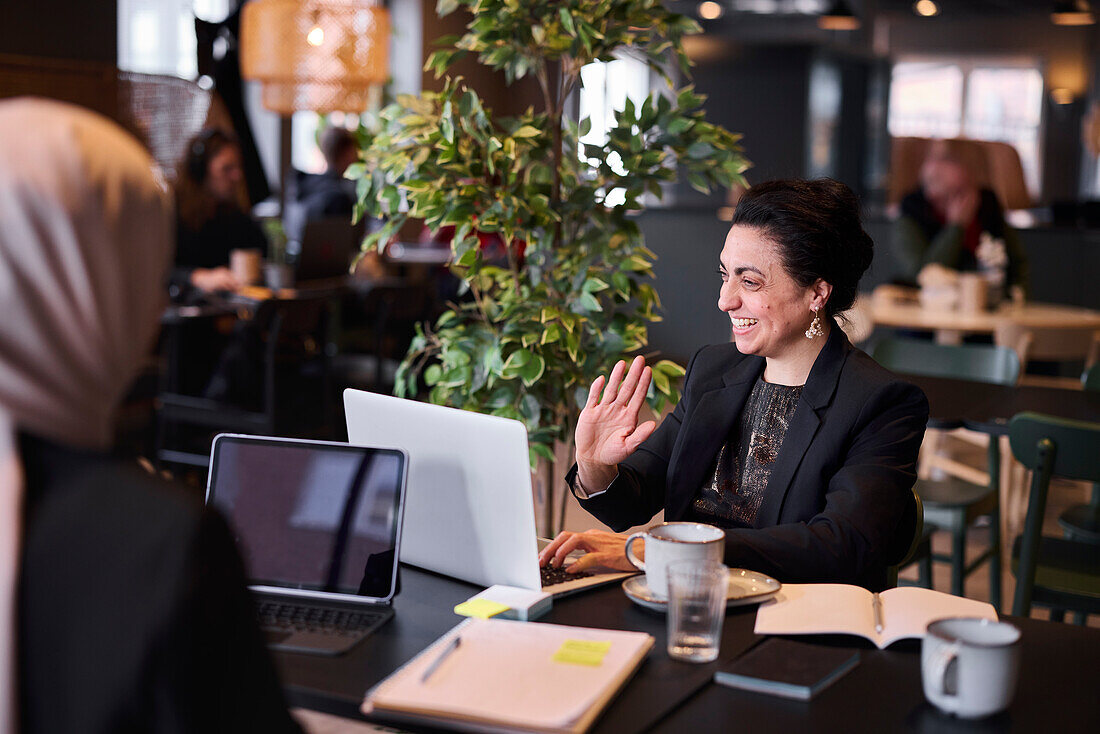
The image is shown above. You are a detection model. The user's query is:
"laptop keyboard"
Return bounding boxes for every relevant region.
[540,564,593,587]
[256,601,389,636]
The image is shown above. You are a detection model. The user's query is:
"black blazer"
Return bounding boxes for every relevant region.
[17,433,302,734]
[571,324,929,591]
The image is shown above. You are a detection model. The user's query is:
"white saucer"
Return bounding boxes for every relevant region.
[622,568,781,612]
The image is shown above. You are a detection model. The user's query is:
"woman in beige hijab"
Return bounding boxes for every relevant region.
[0,99,300,733]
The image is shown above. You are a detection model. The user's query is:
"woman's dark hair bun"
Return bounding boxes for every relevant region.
[730,178,873,317]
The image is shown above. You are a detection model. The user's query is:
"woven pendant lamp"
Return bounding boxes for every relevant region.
[240,0,390,114]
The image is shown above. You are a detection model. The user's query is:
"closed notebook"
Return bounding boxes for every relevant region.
[362,617,654,734]
[714,638,860,701]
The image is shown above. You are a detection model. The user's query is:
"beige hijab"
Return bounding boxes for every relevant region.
[0,98,173,733]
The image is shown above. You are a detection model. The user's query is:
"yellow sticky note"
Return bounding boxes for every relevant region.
[453,598,510,619]
[553,639,612,666]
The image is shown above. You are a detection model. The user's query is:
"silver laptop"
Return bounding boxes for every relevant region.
[206,434,408,655]
[343,389,635,596]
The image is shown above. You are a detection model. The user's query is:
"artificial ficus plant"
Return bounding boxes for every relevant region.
[350,0,749,468]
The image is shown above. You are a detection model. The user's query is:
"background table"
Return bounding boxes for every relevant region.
[866,296,1100,345]
[276,565,1100,733]
[901,374,1100,434]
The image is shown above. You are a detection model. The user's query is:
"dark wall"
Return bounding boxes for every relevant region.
[638,210,734,364]
[641,209,1100,362]
[682,45,813,207]
[0,1,116,62]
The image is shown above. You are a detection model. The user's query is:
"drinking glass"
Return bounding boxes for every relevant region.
[666,560,727,663]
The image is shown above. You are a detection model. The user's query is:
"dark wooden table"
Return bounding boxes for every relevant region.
[902,374,1100,434]
[276,565,1100,732]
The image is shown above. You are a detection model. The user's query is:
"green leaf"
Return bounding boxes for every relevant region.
[685,141,714,159]
[513,125,541,138]
[652,369,670,395]
[653,359,686,378]
[520,393,541,423]
[424,364,443,386]
[559,8,576,35]
[666,117,693,136]
[436,0,460,16]
[687,171,709,194]
[530,442,555,465]
[579,292,602,312]
[519,353,546,387]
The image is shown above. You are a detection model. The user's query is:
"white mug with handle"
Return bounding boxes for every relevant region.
[624,522,724,599]
[922,617,1021,719]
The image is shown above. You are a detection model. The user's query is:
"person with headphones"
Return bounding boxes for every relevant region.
[173,128,267,294]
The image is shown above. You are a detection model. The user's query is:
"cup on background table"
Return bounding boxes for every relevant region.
[230,248,262,287]
[624,522,724,599]
[958,273,988,313]
[922,618,1021,719]
[666,560,728,663]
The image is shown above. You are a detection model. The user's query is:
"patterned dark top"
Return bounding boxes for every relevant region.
[689,376,803,528]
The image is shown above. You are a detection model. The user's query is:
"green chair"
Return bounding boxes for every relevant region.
[871,338,1021,609]
[1083,363,1100,393]
[887,488,927,589]
[1008,412,1100,620]
[1058,365,1100,544]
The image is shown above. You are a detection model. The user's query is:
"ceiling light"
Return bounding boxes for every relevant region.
[1052,1,1095,25]
[698,1,724,20]
[1051,88,1075,105]
[819,1,860,31]
[913,0,939,17]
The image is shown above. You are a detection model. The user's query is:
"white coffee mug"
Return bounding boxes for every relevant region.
[624,522,724,599]
[922,617,1021,719]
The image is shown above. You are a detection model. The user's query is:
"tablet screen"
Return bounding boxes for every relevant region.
[207,436,405,601]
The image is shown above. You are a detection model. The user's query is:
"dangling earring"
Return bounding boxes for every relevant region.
[804,307,823,339]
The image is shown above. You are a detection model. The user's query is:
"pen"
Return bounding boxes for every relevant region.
[872,592,884,634]
[420,635,462,684]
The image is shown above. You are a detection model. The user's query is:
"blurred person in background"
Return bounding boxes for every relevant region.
[173,128,267,295]
[893,138,1028,296]
[0,98,300,733]
[283,124,361,245]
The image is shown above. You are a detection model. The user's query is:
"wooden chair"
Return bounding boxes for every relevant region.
[982,140,1032,211]
[1056,365,1100,544]
[887,488,930,589]
[1008,412,1100,621]
[871,338,1021,608]
[994,322,1100,390]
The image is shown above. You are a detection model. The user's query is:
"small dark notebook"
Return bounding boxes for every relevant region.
[714,638,861,701]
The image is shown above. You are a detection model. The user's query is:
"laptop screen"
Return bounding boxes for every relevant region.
[207,436,405,601]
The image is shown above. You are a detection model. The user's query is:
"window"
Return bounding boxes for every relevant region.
[889,59,1044,199]
[118,0,232,79]
[577,55,652,207]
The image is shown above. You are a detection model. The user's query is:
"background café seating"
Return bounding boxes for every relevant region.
[872,337,1021,609]
[155,292,334,470]
[885,136,1031,212]
[1057,366,1100,546]
[994,322,1100,390]
[1008,412,1100,623]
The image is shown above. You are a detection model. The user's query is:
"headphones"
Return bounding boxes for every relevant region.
[186,128,232,184]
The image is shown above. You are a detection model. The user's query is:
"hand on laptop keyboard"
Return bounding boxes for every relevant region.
[538,529,639,574]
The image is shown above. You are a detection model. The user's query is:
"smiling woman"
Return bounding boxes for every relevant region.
[540,178,928,592]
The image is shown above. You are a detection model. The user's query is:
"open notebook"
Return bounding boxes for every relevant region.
[754,584,997,649]
[362,618,654,733]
